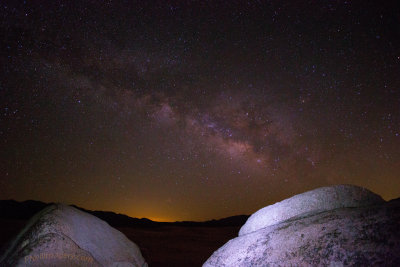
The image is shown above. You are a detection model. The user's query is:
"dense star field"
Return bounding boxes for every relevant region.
[1,1,399,221]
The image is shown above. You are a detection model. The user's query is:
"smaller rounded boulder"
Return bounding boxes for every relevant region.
[0,204,148,267]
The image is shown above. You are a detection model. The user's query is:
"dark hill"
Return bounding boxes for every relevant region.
[0,199,50,220]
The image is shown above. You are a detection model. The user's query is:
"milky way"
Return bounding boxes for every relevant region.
[1,1,399,221]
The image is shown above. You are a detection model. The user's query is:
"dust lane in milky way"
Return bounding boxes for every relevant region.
[1,0,399,221]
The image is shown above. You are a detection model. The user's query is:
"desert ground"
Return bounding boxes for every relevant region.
[118,225,239,266]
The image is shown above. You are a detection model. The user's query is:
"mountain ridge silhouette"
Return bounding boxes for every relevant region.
[0,199,249,227]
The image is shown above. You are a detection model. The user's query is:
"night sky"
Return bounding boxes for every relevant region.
[1,0,400,222]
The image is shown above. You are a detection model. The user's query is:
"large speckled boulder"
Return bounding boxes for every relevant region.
[239,184,384,236]
[204,187,400,267]
[0,204,147,267]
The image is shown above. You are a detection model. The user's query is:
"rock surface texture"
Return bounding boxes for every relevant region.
[239,184,384,236]
[0,204,147,267]
[204,185,400,267]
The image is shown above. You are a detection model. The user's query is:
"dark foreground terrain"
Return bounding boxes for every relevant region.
[0,200,244,266]
[118,225,239,266]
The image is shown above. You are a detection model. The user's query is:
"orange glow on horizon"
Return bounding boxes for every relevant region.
[145,216,177,222]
